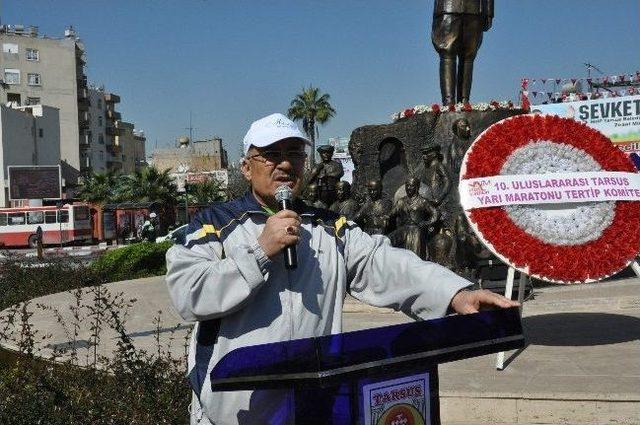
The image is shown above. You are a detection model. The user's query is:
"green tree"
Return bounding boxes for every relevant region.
[287,86,336,166]
[182,178,227,205]
[76,171,120,205]
[119,166,178,205]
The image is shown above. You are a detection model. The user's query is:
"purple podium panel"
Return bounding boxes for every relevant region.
[211,307,524,424]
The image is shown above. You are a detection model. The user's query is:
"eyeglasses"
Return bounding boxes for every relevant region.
[247,150,308,165]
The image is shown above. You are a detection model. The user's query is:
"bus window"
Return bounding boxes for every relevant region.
[0,213,6,226]
[58,210,69,223]
[27,211,45,224]
[45,211,56,224]
[8,213,26,225]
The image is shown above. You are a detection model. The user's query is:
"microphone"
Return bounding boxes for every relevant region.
[275,185,297,270]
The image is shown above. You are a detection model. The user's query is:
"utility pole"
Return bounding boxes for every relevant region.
[185,111,197,149]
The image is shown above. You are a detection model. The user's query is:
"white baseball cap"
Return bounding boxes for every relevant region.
[242,113,311,155]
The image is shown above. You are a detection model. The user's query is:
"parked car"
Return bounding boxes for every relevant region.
[156,224,188,245]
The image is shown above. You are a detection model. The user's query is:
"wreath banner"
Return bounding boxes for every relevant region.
[460,171,640,209]
[460,114,640,284]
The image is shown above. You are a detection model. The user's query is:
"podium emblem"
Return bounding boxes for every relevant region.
[362,373,430,425]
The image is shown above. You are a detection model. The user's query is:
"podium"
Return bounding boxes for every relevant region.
[210,307,524,424]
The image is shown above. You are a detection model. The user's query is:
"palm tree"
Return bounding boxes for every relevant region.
[183,178,227,205]
[119,166,178,206]
[76,171,119,205]
[287,86,336,166]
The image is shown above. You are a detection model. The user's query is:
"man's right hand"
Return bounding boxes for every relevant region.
[257,210,301,258]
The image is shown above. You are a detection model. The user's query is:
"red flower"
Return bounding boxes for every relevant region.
[447,104,456,112]
[431,104,441,114]
[403,108,414,118]
[462,102,472,112]
[462,114,640,283]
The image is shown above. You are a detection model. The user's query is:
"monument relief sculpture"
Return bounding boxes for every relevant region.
[420,145,451,206]
[308,145,344,207]
[305,183,328,209]
[330,181,359,220]
[354,179,392,235]
[446,118,472,175]
[388,177,439,260]
[431,0,494,105]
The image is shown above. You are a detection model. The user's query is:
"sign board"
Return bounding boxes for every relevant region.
[8,165,62,200]
[533,95,640,169]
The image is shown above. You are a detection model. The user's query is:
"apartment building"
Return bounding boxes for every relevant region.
[0,105,61,206]
[117,121,147,174]
[0,25,86,181]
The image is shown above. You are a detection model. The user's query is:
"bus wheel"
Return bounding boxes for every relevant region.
[28,235,38,249]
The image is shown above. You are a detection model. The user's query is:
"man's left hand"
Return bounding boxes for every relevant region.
[449,289,519,315]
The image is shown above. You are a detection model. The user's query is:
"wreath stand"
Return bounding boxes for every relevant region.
[496,267,528,370]
[496,259,640,370]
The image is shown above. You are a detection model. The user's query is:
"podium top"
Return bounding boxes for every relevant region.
[210,307,524,391]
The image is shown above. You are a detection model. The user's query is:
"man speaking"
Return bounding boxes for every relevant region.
[165,113,517,425]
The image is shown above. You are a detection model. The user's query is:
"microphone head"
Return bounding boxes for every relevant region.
[274,185,293,202]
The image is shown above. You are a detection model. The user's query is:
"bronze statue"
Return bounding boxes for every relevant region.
[305,183,328,209]
[420,145,451,206]
[446,118,472,174]
[388,177,438,260]
[354,179,392,235]
[308,145,344,206]
[429,225,456,268]
[329,181,359,220]
[431,0,494,105]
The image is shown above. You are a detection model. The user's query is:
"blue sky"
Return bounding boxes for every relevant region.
[3,0,639,160]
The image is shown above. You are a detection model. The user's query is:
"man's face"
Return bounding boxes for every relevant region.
[367,183,381,200]
[406,179,418,196]
[241,138,307,207]
[455,120,471,139]
[336,183,349,201]
[319,149,333,162]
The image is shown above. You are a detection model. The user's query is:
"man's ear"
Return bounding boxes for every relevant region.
[240,158,252,182]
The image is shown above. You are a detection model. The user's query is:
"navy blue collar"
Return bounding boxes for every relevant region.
[227,191,316,219]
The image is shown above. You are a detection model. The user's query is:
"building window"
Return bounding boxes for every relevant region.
[27,73,41,86]
[7,93,21,105]
[39,128,44,138]
[2,43,18,54]
[98,116,103,126]
[98,134,104,144]
[25,48,39,61]
[4,69,20,84]
[100,151,104,160]
[26,96,40,105]
[97,99,102,109]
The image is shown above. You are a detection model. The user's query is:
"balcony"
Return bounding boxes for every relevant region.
[76,75,88,89]
[79,112,90,129]
[77,87,88,100]
[106,109,121,120]
[106,143,121,155]
[105,125,120,136]
[104,93,120,103]
[80,133,91,148]
[77,97,90,111]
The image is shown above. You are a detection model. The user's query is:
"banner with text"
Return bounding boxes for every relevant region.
[460,171,640,209]
[533,95,640,170]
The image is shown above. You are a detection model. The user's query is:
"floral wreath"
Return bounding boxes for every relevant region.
[460,114,640,283]
[391,100,519,121]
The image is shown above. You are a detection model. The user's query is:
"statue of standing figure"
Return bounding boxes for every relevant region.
[446,118,472,176]
[420,145,451,206]
[354,179,392,235]
[432,0,494,105]
[329,181,359,220]
[308,145,344,207]
[388,177,439,260]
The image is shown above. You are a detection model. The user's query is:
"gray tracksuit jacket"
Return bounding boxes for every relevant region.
[165,192,471,425]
